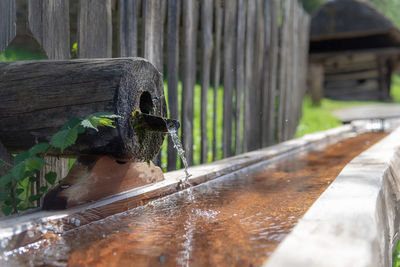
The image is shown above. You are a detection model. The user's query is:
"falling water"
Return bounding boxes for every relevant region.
[167,123,191,181]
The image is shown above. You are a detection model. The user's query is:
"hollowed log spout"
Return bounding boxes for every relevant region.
[0,58,167,161]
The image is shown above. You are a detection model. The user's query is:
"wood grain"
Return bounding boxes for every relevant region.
[0,0,15,54]
[119,0,139,57]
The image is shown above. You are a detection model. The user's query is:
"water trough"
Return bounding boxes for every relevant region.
[0,120,400,266]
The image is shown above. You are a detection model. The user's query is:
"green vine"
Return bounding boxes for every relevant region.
[0,112,120,215]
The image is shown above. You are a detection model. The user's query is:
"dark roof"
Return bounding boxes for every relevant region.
[310,0,400,52]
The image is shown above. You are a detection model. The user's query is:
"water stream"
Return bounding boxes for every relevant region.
[167,124,191,181]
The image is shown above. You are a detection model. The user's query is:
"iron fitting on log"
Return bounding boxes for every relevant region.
[0,58,167,161]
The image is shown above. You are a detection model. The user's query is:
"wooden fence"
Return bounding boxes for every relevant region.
[0,0,310,174]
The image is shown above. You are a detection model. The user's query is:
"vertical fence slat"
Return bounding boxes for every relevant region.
[78,0,112,58]
[0,0,16,54]
[266,0,279,146]
[284,0,294,140]
[261,0,271,147]
[235,0,246,155]
[212,0,223,161]
[144,0,162,71]
[277,0,290,142]
[167,0,180,171]
[252,0,265,149]
[243,0,256,152]
[119,0,139,57]
[182,0,198,166]
[222,0,236,158]
[28,0,70,204]
[200,0,213,163]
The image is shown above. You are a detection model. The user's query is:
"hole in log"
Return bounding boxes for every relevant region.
[139,91,154,114]
[115,160,128,165]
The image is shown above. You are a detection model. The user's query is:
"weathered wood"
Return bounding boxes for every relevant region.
[212,0,223,160]
[261,0,271,147]
[78,0,112,58]
[325,70,379,82]
[243,0,256,152]
[222,0,236,158]
[28,0,69,59]
[0,140,13,177]
[181,0,198,166]
[167,0,181,171]
[119,0,139,57]
[0,58,167,161]
[143,0,162,71]
[200,0,213,163]
[0,0,16,54]
[266,0,279,146]
[43,156,164,210]
[235,0,246,154]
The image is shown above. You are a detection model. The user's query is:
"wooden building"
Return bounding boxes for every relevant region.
[309,0,400,101]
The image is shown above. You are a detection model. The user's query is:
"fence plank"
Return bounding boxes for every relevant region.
[200,0,213,163]
[277,0,290,142]
[78,0,112,58]
[28,0,71,202]
[167,0,181,171]
[243,0,256,152]
[261,0,271,147]
[235,0,246,155]
[284,0,294,140]
[119,0,139,57]
[0,0,16,54]
[182,0,198,166]
[223,0,237,158]
[143,0,162,71]
[212,0,223,161]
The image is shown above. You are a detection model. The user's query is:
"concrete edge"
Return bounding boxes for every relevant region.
[264,125,400,267]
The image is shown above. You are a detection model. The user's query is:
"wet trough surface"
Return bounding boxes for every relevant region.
[1,132,387,266]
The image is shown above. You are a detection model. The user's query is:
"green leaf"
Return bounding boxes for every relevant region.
[50,128,78,152]
[14,152,30,165]
[91,112,121,119]
[0,191,9,202]
[29,176,38,183]
[81,118,100,131]
[11,163,26,182]
[45,172,57,185]
[26,157,47,171]
[15,188,24,196]
[28,194,42,202]
[29,143,50,155]
[2,205,13,216]
[0,174,11,187]
[40,186,48,193]
[62,117,82,130]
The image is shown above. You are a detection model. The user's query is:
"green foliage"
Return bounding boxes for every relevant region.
[368,0,400,28]
[0,46,46,62]
[0,112,119,215]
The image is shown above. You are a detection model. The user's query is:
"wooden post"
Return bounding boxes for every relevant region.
[119,0,139,57]
[78,0,112,58]
[166,0,180,171]
[0,58,167,161]
[223,0,237,158]
[0,0,16,53]
[308,63,324,106]
[200,0,213,163]
[181,0,198,166]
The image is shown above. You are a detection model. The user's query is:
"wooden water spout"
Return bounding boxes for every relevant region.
[0,58,178,209]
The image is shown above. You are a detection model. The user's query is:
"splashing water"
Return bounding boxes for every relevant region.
[167,123,191,182]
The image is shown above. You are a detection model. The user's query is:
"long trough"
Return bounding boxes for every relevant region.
[0,121,399,266]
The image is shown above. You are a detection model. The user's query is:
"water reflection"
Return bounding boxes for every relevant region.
[1,132,386,266]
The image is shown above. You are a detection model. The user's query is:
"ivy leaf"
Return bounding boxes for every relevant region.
[50,128,78,152]
[91,112,121,119]
[40,186,48,193]
[26,157,47,171]
[14,152,30,165]
[15,188,24,196]
[29,143,50,156]
[0,191,8,202]
[2,205,13,216]
[28,194,42,202]
[45,172,57,185]
[11,163,26,182]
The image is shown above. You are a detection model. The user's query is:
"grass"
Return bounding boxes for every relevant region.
[0,46,45,61]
